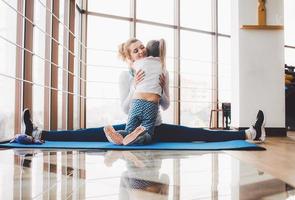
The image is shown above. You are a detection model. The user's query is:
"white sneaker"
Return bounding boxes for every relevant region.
[246,126,256,140]
[246,124,266,144]
[253,110,266,142]
[32,128,42,140]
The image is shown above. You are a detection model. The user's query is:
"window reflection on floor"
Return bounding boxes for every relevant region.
[0,149,293,200]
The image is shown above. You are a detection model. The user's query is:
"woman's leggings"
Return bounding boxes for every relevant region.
[43,123,246,142]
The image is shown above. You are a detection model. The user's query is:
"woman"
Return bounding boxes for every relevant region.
[28,38,265,143]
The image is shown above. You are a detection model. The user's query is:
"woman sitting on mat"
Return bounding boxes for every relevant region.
[26,38,266,144]
[103,39,167,146]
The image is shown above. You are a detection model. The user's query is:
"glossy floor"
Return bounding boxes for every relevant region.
[0,148,294,200]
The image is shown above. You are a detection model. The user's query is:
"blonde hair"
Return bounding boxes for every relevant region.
[146,39,166,68]
[118,38,140,62]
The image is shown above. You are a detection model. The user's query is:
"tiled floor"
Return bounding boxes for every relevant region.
[0,148,294,200]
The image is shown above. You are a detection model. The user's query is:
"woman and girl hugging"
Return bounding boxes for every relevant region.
[15,38,266,146]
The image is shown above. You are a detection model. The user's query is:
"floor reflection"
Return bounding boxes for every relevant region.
[0,149,293,200]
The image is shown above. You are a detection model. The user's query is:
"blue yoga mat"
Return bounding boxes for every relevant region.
[0,140,265,150]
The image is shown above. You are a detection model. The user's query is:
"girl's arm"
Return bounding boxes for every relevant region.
[159,71,170,110]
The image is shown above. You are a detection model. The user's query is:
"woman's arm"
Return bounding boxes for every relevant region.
[119,71,135,114]
[159,71,170,110]
[119,70,145,114]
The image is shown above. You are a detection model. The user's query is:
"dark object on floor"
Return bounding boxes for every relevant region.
[222,103,231,130]
[285,64,295,130]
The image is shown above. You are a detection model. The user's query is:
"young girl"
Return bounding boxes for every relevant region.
[104,39,167,145]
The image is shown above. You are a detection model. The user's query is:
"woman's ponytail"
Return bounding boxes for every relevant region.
[118,42,127,61]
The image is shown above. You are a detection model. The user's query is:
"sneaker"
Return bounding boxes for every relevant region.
[245,125,258,140]
[123,126,146,146]
[103,125,123,145]
[23,108,33,136]
[32,129,44,143]
[253,110,266,142]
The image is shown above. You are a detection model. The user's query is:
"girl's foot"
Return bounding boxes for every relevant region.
[122,151,145,168]
[103,125,123,145]
[104,150,123,167]
[123,126,146,146]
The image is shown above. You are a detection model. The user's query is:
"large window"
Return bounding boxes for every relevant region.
[218,0,232,111]
[86,0,231,128]
[180,31,212,127]
[87,0,130,17]
[218,37,231,104]
[86,16,129,127]
[32,0,46,130]
[137,0,174,25]
[180,0,212,31]
[74,6,82,130]
[0,0,85,139]
[0,0,17,139]
[218,0,231,35]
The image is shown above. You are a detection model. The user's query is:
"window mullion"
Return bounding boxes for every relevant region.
[130,0,136,37]
[23,0,34,113]
[15,0,25,134]
[174,0,180,125]
[211,0,219,128]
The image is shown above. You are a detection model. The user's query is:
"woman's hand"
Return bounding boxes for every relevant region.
[159,73,166,89]
[134,69,145,87]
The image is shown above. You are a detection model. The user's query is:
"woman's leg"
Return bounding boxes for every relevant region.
[43,124,126,141]
[153,110,266,142]
[153,123,246,142]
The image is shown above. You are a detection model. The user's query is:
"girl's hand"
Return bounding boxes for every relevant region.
[159,73,166,89]
[134,69,145,86]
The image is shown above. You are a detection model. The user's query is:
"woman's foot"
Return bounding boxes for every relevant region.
[246,110,266,143]
[123,126,146,146]
[23,108,33,136]
[103,125,123,145]
[253,110,266,141]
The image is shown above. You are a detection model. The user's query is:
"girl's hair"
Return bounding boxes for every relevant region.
[146,39,166,68]
[118,38,140,61]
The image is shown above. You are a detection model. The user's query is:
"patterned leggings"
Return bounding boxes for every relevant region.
[117,99,159,145]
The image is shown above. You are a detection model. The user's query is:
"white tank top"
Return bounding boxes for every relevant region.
[133,57,163,96]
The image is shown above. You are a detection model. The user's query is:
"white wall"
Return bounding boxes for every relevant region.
[231,0,285,128]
